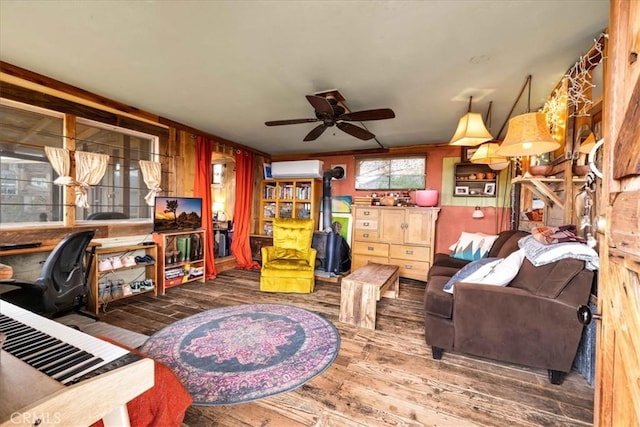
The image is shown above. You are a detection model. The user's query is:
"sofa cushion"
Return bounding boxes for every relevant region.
[511,258,585,298]
[459,248,525,287]
[449,232,499,261]
[424,276,455,319]
[489,230,530,258]
[443,257,499,294]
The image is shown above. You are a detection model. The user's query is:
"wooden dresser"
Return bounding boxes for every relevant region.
[351,205,439,281]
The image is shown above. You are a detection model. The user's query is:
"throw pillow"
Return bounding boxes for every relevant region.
[449,231,499,261]
[460,248,526,286]
[443,257,500,294]
[518,235,599,270]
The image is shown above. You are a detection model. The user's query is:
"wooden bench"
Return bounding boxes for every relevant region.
[339,262,399,329]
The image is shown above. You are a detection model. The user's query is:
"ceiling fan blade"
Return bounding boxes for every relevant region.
[303,124,328,141]
[305,95,334,116]
[339,108,396,122]
[337,122,375,140]
[265,118,318,126]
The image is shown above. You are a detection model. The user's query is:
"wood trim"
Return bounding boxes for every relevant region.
[613,76,640,179]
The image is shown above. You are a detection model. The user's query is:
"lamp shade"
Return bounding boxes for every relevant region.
[470,142,510,170]
[449,112,493,146]
[496,112,560,157]
[578,131,596,154]
[472,206,485,219]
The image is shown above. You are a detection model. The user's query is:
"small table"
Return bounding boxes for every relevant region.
[339,262,399,330]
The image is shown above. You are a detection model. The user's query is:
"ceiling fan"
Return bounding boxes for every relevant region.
[265,94,395,141]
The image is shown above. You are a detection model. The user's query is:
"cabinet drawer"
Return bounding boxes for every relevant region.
[390,259,430,281]
[389,244,431,261]
[354,219,378,231]
[353,230,379,241]
[352,241,389,258]
[352,254,389,271]
[355,208,379,219]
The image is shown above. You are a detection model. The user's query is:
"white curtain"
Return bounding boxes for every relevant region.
[44,146,75,186]
[139,160,162,206]
[75,151,109,208]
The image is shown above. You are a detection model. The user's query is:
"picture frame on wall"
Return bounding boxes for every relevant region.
[455,186,469,195]
[461,147,478,163]
[484,182,496,195]
[263,163,273,180]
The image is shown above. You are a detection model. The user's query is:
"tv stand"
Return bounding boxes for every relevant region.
[153,230,206,293]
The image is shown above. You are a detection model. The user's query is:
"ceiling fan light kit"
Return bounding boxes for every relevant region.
[265,92,395,142]
[449,96,493,146]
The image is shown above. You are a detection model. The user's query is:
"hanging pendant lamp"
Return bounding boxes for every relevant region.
[470,142,510,170]
[449,96,493,146]
[496,75,560,157]
[468,101,510,170]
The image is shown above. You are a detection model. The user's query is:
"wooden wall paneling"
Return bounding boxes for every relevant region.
[62,113,77,227]
[596,1,640,425]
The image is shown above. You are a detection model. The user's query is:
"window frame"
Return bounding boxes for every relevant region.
[354,154,427,191]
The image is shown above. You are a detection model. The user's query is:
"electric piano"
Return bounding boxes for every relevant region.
[0,302,154,427]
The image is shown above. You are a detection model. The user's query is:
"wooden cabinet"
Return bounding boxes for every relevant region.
[153,230,206,294]
[258,179,321,236]
[351,206,439,281]
[87,243,158,316]
[454,163,497,197]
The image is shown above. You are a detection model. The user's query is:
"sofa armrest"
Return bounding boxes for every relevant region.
[432,253,469,269]
[452,282,586,372]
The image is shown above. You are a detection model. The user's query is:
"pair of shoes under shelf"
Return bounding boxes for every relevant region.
[140,279,154,291]
[122,256,137,267]
[135,255,155,264]
[98,257,124,271]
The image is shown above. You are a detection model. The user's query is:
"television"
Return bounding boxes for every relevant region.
[154,197,203,232]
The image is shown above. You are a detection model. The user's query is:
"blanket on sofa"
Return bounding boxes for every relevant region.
[519,235,599,271]
[532,225,585,244]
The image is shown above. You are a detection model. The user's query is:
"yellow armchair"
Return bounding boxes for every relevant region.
[260,218,316,293]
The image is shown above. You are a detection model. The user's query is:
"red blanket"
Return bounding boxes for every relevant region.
[90,336,192,427]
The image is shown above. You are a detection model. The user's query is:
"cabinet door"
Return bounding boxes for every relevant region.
[379,209,405,244]
[405,209,436,246]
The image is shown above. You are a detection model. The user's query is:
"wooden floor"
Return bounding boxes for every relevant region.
[99,269,594,427]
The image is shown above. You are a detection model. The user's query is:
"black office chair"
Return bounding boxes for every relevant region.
[0,230,96,318]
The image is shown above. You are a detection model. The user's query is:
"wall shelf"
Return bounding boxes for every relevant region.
[512,176,587,210]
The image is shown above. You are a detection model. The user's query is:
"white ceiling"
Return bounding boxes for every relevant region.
[0,1,608,156]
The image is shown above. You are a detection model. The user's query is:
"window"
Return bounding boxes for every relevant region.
[0,101,64,224]
[0,99,159,225]
[75,119,157,221]
[212,163,224,185]
[355,156,426,190]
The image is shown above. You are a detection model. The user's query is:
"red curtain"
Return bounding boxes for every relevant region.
[195,136,217,279]
[231,149,260,269]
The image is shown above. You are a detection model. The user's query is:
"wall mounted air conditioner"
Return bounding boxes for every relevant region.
[271,160,324,179]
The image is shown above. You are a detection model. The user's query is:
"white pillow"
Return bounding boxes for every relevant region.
[448,231,499,261]
[460,248,526,286]
[518,235,599,270]
[442,257,500,294]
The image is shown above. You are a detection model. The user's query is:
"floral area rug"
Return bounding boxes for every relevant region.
[140,303,340,406]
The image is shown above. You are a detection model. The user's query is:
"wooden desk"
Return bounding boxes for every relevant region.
[0,242,100,257]
[0,245,56,257]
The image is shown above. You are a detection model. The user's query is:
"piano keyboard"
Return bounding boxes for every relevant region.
[0,302,130,385]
